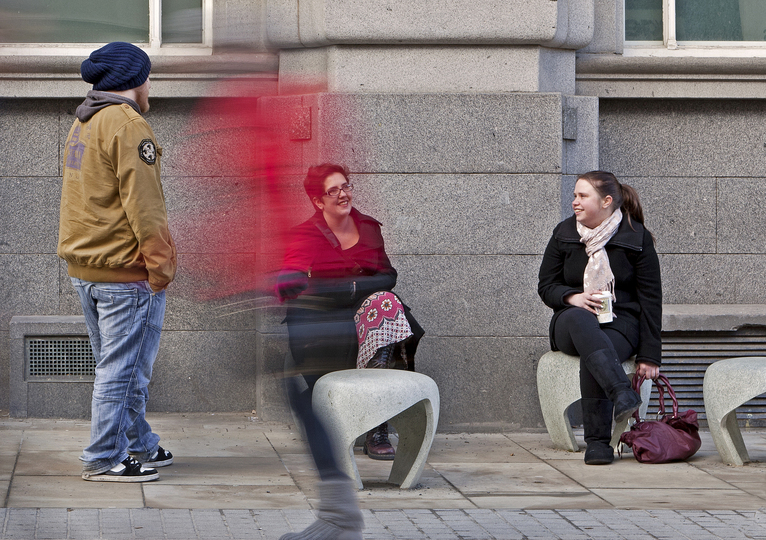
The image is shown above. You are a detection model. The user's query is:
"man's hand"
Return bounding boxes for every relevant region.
[150,283,165,293]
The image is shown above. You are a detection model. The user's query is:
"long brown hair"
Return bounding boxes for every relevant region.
[578,171,654,240]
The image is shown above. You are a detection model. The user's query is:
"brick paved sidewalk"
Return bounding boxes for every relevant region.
[3,508,766,539]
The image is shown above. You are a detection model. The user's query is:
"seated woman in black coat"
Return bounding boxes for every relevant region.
[538,171,662,465]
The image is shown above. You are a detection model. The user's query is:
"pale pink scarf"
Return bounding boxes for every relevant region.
[576,208,622,301]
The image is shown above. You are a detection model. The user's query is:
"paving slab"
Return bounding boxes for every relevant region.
[430,462,590,495]
[154,429,282,458]
[0,431,21,454]
[728,482,766,500]
[142,484,308,509]
[504,431,589,461]
[262,429,311,454]
[591,488,766,510]
[18,429,88,452]
[427,433,538,463]
[0,455,14,482]
[468,492,613,510]
[551,458,736,490]
[13,450,82,476]
[354,470,471,510]
[155,456,294,486]
[6,475,145,508]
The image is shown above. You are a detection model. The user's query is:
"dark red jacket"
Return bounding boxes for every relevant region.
[283,208,397,308]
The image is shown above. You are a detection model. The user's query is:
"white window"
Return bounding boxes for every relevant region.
[625,0,766,54]
[0,0,212,55]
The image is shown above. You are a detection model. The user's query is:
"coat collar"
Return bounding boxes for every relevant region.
[555,214,644,251]
[310,208,381,249]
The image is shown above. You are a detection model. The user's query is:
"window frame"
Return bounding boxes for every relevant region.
[0,0,213,56]
[624,0,766,57]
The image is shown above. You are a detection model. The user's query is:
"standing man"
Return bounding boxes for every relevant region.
[58,42,177,482]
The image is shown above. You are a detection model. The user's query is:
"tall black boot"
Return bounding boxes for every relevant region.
[582,349,641,423]
[581,398,615,465]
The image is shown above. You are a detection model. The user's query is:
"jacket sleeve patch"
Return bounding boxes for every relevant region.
[138,139,157,165]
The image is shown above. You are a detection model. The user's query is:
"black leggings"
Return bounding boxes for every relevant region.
[552,307,635,399]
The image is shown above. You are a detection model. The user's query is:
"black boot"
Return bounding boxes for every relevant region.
[279,477,364,540]
[367,343,396,369]
[582,350,642,423]
[582,398,615,465]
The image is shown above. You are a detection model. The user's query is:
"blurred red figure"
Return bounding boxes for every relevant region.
[176,77,307,300]
[178,80,368,540]
[179,80,424,540]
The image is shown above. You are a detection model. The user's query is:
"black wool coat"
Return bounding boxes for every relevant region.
[538,215,663,366]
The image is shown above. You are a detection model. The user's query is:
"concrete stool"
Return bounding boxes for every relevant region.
[537,351,651,452]
[312,369,440,490]
[703,356,766,466]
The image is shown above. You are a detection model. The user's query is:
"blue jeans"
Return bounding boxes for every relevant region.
[71,278,166,474]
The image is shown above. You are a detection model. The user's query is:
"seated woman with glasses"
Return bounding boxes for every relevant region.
[276,163,424,539]
[276,163,424,459]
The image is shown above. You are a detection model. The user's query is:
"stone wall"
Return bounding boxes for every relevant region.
[4,0,764,429]
[3,98,765,426]
[600,98,766,306]
[254,91,592,430]
[0,97,265,415]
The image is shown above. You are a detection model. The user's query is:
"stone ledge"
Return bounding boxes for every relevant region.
[9,315,87,337]
[663,304,766,333]
[575,54,766,98]
[0,54,278,98]
[267,0,594,50]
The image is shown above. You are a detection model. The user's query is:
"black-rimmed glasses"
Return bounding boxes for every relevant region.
[323,183,354,198]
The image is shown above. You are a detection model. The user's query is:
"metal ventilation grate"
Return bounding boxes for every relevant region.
[650,329,766,427]
[26,337,96,380]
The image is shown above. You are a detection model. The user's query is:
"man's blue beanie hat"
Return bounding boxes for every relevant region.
[81,42,151,91]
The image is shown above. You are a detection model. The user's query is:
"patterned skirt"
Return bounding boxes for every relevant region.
[354,291,414,369]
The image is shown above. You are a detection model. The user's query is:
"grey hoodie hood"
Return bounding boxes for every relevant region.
[75,90,141,122]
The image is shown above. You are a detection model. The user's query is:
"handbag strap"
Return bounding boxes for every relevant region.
[631,373,680,420]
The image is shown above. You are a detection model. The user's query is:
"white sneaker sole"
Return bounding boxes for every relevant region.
[146,457,173,467]
[82,471,159,482]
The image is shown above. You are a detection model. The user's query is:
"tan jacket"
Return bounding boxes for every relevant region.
[58,93,176,290]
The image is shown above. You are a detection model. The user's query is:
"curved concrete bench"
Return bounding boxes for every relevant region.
[537,351,651,452]
[703,356,766,466]
[312,369,440,490]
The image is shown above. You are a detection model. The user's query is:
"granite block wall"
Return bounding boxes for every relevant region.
[0,88,584,428]
[7,93,762,427]
[253,91,576,430]
[0,97,263,415]
[599,98,766,305]
[0,99,78,411]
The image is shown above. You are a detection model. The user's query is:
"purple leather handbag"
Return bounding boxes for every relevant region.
[619,374,701,463]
